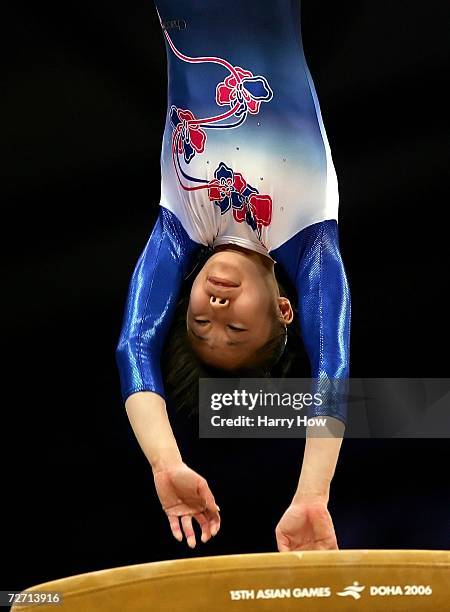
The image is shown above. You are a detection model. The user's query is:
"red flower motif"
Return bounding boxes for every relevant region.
[233,193,273,231]
[177,109,206,153]
[208,162,273,231]
[216,66,273,117]
[170,107,207,162]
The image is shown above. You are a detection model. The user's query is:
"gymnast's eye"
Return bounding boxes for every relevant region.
[228,325,246,332]
[194,319,209,325]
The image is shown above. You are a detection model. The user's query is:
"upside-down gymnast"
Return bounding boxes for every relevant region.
[115,0,351,551]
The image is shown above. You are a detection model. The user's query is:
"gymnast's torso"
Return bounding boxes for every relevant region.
[154,0,339,255]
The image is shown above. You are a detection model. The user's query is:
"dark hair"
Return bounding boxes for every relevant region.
[161,248,304,417]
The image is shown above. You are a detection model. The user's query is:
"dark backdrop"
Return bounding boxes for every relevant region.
[2,0,449,591]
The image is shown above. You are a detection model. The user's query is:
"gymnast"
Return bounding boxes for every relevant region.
[115,0,351,551]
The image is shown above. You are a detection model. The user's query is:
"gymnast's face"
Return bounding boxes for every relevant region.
[186,247,293,369]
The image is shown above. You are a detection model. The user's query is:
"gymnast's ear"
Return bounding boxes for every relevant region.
[277,297,294,325]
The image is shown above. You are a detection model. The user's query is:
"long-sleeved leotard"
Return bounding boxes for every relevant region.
[116,207,199,401]
[115,0,351,423]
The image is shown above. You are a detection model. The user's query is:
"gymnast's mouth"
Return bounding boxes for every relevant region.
[207,276,240,288]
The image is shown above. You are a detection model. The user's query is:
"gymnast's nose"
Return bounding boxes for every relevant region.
[210,295,229,308]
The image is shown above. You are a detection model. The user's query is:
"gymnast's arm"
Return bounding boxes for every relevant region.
[115,206,200,471]
[116,209,220,545]
[271,220,351,503]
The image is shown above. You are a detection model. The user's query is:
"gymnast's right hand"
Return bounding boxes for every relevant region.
[153,462,221,548]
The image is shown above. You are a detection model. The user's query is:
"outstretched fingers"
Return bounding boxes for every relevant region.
[168,510,220,546]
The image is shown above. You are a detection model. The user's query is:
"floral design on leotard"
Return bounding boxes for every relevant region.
[170,107,207,164]
[207,162,272,234]
[160,22,274,238]
[216,67,273,117]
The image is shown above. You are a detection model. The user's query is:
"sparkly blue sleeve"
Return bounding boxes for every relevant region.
[115,207,201,404]
[270,220,351,424]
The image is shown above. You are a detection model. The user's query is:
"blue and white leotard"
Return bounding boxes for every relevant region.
[115,0,351,423]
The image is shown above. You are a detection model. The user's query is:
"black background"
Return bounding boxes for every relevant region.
[2,0,449,591]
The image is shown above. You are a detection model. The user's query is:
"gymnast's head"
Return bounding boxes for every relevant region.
[186,244,293,369]
[162,244,298,415]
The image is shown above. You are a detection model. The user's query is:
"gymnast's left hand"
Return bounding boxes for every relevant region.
[275,499,338,551]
